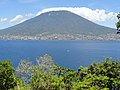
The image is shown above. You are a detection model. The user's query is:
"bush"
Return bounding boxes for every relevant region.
[0,60,18,90]
[1,55,120,90]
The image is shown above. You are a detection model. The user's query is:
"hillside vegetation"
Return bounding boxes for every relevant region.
[0,54,120,90]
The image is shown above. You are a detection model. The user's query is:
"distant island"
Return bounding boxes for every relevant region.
[0,10,119,40]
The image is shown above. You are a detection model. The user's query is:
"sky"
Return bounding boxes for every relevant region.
[0,0,120,29]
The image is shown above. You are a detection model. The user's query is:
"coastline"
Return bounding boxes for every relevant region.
[0,33,120,40]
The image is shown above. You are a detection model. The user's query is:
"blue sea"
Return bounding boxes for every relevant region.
[0,40,120,70]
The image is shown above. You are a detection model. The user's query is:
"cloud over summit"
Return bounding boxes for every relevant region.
[0,7,117,29]
[36,7,117,22]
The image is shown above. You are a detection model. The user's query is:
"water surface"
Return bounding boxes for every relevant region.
[0,40,120,70]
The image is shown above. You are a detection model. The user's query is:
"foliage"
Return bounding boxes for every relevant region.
[117,13,120,19]
[30,66,64,90]
[0,60,19,90]
[15,54,55,85]
[116,22,120,29]
[30,57,120,90]
[1,55,120,90]
[30,55,65,90]
[9,85,30,90]
[76,58,120,90]
[36,54,55,72]
[116,13,120,30]
[15,60,33,84]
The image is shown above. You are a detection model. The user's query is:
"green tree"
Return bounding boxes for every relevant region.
[117,13,120,19]
[30,56,120,90]
[0,60,18,90]
[30,66,64,90]
[116,13,120,30]
[77,58,120,90]
[15,60,33,84]
[36,54,55,72]
[15,54,55,85]
[12,55,120,90]
[30,55,65,90]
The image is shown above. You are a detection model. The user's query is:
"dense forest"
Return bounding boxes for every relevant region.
[0,54,120,90]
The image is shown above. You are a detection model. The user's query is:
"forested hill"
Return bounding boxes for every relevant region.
[0,11,116,36]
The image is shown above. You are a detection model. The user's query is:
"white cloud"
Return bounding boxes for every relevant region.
[25,13,35,17]
[0,18,8,22]
[36,7,117,22]
[10,15,24,23]
[2,7,117,24]
[0,7,118,29]
[10,13,35,23]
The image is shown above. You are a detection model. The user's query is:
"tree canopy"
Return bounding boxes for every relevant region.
[116,13,120,30]
[0,55,120,90]
[117,13,120,19]
[0,60,19,90]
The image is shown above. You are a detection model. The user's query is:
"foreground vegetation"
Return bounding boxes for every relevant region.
[0,54,120,90]
[116,13,120,31]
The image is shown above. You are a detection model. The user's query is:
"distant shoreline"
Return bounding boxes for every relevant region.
[0,33,120,40]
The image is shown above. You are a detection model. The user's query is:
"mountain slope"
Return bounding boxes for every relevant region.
[0,10,116,35]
